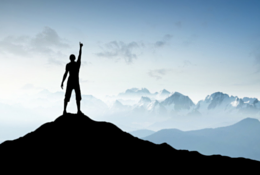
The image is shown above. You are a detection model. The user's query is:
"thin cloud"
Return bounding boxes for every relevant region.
[48,58,63,65]
[0,27,69,64]
[148,69,171,80]
[96,41,144,64]
[81,61,92,66]
[154,34,173,48]
[183,34,198,47]
[21,83,35,90]
[0,36,30,57]
[254,53,260,73]
[175,21,182,28]
[30,26,69,53]
[79,78,94,83]
[182,60,196,68]
[250,50,260,73]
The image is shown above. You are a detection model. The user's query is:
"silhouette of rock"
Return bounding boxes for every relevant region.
[0,113,259,173]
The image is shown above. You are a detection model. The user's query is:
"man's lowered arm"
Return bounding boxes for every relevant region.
[77,42,83,63]
[61,65,69,89]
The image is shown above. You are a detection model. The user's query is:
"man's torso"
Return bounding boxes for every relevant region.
[67,62,80,83]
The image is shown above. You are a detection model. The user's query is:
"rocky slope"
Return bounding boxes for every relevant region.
[0,113,259,173]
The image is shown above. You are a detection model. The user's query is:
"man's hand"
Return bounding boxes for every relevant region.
[80,42,83,47]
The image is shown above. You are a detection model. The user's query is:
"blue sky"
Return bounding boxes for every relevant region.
[1,0,260,103]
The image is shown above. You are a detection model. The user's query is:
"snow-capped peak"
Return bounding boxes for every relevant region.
[231,97,243,107]
[206,92,229,100]
[242,97,258,104]
[161,92,195,110]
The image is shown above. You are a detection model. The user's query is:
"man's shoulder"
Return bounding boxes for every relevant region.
[65,62,71,70]
[66,62,73,67]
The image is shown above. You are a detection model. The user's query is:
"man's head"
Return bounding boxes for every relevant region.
[70,54,76,62]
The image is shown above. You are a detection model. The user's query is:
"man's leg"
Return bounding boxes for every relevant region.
[75,84,82,114]
[76,100,81,113]
[63,100,68,114]
[64,85,73,114]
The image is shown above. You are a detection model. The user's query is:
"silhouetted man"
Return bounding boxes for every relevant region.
[61,42,83,114]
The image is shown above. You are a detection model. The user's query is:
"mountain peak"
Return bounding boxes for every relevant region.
[139,96,152,103]
[242,97,259,104]
[231,117,260,128]
[161,92,195,110]
[114,99,123,105]
[209,92,229,99]
[125,88,150,94]
[0,113,259,172]
[160,89,170,94]
[172,91,183,96]
[206,92,230,109]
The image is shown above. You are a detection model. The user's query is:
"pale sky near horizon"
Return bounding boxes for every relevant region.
[1,0,260,104]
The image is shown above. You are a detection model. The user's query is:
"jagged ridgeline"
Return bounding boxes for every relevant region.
[0,113,259,173]
[109,89,260,117]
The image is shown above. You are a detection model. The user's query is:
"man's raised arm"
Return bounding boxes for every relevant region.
[77,42,83,63]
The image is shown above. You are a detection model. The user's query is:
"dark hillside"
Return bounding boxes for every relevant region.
[0,113,259,173]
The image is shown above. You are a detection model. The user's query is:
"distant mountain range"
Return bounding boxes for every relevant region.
[117,88,171,100]
[139,117,260,161]
[195,92,260,115]
[2,88,260,142]
[22,87,260,117]
[109,88,260,117]
[130,129,155,138]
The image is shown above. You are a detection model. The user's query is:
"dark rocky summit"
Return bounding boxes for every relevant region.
[0,113,259,173]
